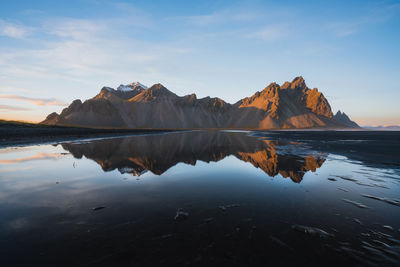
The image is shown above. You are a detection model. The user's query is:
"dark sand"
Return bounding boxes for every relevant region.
[0,121,178,147]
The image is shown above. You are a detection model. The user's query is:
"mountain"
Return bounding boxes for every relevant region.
[42,77,359,129]
[61,131,326,183]
[117,81,147,92]
[333,110,360,128]
[363,125,400,131]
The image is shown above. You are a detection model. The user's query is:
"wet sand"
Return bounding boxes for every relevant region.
[0,122,178,148]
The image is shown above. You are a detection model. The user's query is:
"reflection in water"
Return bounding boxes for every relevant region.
[0,130,399,266]
[0,152,63,164]
[62,131,326,183]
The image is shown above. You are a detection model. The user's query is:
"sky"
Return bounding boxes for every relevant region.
[0,0,399,126]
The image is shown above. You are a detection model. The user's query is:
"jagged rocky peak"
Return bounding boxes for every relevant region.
[93,87,117,100]
[102,86,115,92]
[95,82,149,101]
[262,82,281,97]
[184,93,197,101]
[281,76,306,90]
[202,96,228,109]
[237,82,280,107]
[333,110,359,128]
[149,83,165,89]
[117,81,148,92]
[131,83,178,102]
[68,99,82,110]
[44,112,59,121]
[304,87,333,118]
[291,76,306,89]
[258,76,306,95]
[146,83,175,95]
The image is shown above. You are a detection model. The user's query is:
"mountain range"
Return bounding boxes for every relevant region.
[42,77,359,129]
[362,125,400,131]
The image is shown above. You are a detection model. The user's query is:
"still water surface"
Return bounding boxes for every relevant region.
[0,130,399,266]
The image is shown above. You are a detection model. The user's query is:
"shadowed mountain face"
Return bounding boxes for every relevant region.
[43,77,358,129]
[61,131,326,183]
[333,110,360,128]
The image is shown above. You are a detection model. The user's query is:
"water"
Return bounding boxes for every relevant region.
[0,130,399,266]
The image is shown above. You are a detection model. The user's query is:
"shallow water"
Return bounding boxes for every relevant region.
[0,130,399,266]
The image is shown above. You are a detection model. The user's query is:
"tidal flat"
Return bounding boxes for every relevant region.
[0,130,399,266]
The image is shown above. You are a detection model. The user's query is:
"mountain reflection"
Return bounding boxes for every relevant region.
[61,131,326,183]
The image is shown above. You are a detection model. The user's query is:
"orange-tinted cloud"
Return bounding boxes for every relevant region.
[0,104,30,111]
[0,95,68,106]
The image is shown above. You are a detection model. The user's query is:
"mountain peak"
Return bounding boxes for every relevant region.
[280,76,306,90]
[117,81,147,92]
[261,82,281,97]
[130,83,178,102]
[130,81,148,89]
[333,110,359,128]
[146,83,176,96]
[101,86,114,92]
[290,76,306,89]
[150,83,166,89]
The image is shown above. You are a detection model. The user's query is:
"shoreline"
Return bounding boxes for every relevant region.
[1,121,398,148]
[0,123,180,148]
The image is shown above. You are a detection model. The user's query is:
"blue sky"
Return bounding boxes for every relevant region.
[0,0,399,125]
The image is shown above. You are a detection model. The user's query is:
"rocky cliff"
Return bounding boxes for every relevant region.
[42,76,358,129]
[333,110,360,128]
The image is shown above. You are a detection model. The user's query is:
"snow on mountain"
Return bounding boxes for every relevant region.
[131,82,148,89]
[117,82,148,92]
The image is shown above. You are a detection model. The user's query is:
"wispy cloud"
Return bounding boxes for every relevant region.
[246,25,290,42]
[0,95,68,106]
[45,18,106,40]
[0,104,30,111]
[325,21,364,37]
[179,8,262,26]
[0,12,193,98]
[186,13,224,26]
[0,19,31,38]
[325,2,400,37]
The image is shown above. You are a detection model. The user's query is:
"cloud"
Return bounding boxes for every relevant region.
[0,104,30,111]
[45,18,107,40]
[180,8,261,26]
[325,21,361,37]
[186,13,224,26]
[0,95,68,106]
[325,2,400,37]
[246,25,289,42]
[0,19,30,38]
[0,13,194,97]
